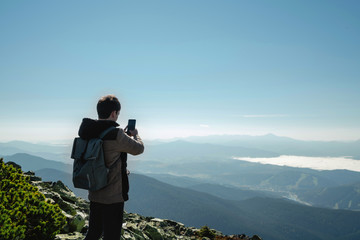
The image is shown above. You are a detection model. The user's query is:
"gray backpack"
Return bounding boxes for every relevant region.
[71,127,116,191]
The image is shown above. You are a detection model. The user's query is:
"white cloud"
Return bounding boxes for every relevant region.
[200,124,210,128]
[233,155,360,172]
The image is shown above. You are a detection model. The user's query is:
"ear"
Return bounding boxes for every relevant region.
[111,110,117,118]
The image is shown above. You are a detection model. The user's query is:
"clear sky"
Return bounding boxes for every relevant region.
[1,0,359,142]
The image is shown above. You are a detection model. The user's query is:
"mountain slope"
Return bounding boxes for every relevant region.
[126,174,360,240]
[5,153,72,173]
[298,181,360,210]
[187,183,279,200]
[235,197,360,240]
[126,174,260,235]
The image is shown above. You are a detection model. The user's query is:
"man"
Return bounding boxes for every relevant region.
[78,94,144,240]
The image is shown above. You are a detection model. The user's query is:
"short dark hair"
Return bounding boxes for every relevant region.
[97,95,121,119]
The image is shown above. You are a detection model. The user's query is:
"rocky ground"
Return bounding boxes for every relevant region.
[24,171,261,240]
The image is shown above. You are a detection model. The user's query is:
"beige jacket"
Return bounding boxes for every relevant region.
[78,118,144,204]
[89,128,144,204]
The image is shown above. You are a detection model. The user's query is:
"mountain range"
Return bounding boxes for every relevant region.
[2,136,360,239]
[0,140,71,162]
[2,133,360,161]
[179,134,360,159]
[2,151,360,240]
[2,137,360,210]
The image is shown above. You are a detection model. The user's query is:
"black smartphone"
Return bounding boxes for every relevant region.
[128,119,136,131]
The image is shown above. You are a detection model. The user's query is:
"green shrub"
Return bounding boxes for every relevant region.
[0,158,66,240]
[198,225,216,239]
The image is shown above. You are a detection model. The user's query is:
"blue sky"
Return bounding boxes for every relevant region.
[1,0,359,142]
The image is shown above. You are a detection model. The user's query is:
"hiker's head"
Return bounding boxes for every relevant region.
[97,94,121,120]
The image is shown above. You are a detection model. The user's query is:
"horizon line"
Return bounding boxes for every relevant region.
[1,133,359,145]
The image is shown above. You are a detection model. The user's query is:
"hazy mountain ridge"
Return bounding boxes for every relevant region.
[132,157,360,188]
[4,153,73,173]
[0,140,68,153]
[137,140,280,162]
[0,140,71,162]
[3,149,360,211]
[179,134,360,159]
[3,133,360,161]
[3,153,360,240]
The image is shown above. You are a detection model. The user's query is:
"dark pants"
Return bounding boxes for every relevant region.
[84,201,124,240]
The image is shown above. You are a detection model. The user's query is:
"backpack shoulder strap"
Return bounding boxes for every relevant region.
[99,126,116,139]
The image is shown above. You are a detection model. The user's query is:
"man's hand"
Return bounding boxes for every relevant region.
[125,126,138,137]
[129,129,138,137]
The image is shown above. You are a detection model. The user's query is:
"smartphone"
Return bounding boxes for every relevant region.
[128,119,136,131]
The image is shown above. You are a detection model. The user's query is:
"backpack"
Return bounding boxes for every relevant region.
[71,126,116,191]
